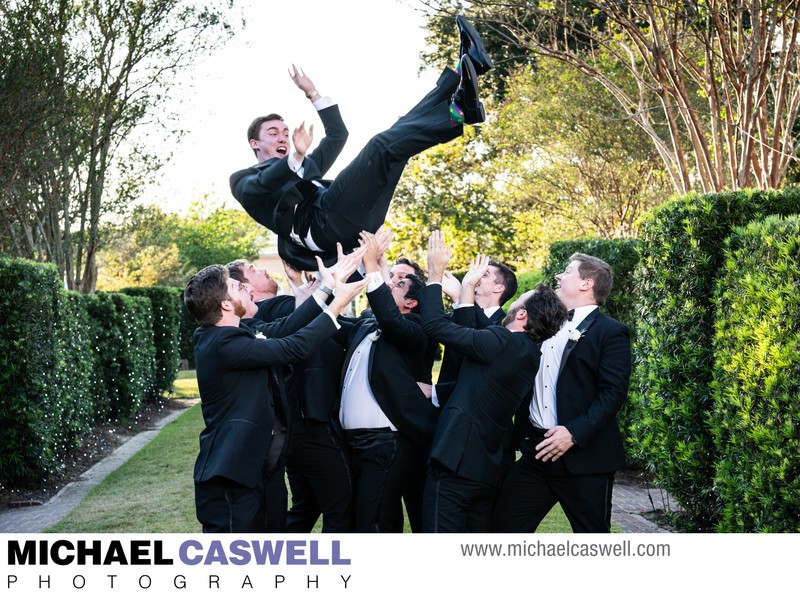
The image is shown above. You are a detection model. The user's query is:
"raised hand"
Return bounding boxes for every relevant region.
[462,253,490,289]
[288,64,316,96]
[427,230,452,283]
[359,230,383,274]
[327,275,368,317]
[441,271,462,302]
[292,122,314,159]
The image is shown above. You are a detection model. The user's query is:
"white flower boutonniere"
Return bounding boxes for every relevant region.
[568,328,585,343]
[254,330,267,340]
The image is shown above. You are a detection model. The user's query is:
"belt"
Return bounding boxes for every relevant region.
[527,417,548,438]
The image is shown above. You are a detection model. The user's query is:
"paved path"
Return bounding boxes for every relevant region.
[1,409,677,533]
[0,409,186,533]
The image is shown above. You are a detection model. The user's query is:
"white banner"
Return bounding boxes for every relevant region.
[2,533,796,593]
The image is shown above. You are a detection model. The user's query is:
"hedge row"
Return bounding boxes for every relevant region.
[711,215,800,532]
[629,190,800,530]
[0,259,184,486]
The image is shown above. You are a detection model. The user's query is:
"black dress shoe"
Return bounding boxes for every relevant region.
[451,54,485,124]
[457,15,493,75]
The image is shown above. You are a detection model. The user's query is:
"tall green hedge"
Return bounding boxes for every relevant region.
[629,189,800,529]
[711,215,800,532]
[122,286,183,398]
[178,290,198,369]
[0,259,94,485]
[84,292,156,423]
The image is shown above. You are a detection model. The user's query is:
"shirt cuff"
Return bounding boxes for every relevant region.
[365,271,384,293]
[312,96,334,110]
[312,291,328,309]
[287,153,303,174]
[322,309,341,329]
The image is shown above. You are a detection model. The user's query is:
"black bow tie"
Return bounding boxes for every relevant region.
[567,309,575,321]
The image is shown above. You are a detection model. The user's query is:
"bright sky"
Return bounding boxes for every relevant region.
[150,0,442,213]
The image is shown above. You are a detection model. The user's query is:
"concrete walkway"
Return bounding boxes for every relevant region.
[1,410,677,533]
[0,408,187,533]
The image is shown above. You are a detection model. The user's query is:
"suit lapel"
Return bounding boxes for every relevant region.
[558,309,600,376]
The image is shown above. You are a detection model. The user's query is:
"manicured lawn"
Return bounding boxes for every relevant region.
[48,370,575,533]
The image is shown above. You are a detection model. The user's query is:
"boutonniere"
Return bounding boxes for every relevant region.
[367,329,382,342]
[568,328,586,343]
[254,330,267,340]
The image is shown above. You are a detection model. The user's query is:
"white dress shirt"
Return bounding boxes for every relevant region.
[529,304,598,429]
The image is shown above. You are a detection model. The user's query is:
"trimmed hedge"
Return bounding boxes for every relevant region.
[629,189,800,529]
[178,291,198,369]
[513,269,546,300]
[711,215,800,532]
[0,259,94,485]
[122,286,183,398]
[84,292,156,423]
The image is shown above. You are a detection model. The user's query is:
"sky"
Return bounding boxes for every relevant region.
[149,0,442,214]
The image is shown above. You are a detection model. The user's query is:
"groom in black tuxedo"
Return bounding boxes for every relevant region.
[492,253,632,533]
[230,17,493,271]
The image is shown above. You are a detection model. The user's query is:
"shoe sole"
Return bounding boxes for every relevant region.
[457,15,493,74]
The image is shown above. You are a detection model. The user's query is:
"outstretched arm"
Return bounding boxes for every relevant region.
[287,63,348,176]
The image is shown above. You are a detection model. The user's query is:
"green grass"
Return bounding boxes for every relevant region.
[47,403,203,533]
[172,369,201,399]
[48,370,577,533]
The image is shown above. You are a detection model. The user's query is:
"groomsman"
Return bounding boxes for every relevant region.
[185,257,365,532]
[493,253,632,533]
[437,258,517,384]
[420,232,566,532]
[339,231,439,532]
[226,259,354,533]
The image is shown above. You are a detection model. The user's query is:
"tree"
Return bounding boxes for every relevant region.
[421,0,800,193]
[96,205,184,290]
[0,0,237,292]
[176,199,270,274]
[386,58,673,270]
[487,59,674,240]
[96,201,270,290]
[387,129,519,270]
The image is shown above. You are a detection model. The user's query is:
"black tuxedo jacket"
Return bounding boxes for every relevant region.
[230,105,349,270]
[340,284,439,445]
[193,299,337,490]
[422,285,540,487]
[437,304,505,383]
[514,309,631,475]
[255,295,346,426]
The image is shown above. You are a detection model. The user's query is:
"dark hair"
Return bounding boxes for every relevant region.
[489,259,518,306]
[400,273,424,314]
[184,265,230,327]
[395,257,427,282]
[247,114,284,156]
[523,284,568,342]
[570,252,613,306]
[225,259,247,283]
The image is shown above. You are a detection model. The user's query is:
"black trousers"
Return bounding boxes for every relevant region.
[195,476,264,533]
[311,68,462,252]
[422,460,499,533]
[347,428,417,533]
[285,420,353,533]
[492,436,615,533]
